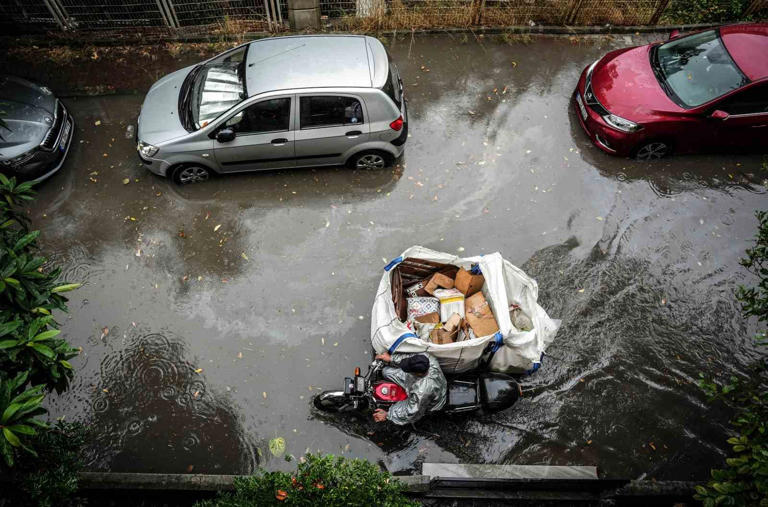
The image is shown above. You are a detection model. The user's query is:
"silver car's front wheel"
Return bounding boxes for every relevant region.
[174,165,210,185]
[635,141,670,160]
[355,153,386,170]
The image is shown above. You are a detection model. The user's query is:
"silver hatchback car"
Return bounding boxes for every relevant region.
[136,35,407,184]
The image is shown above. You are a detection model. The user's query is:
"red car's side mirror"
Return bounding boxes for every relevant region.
[669,30,681,40]
[710,110,730,120]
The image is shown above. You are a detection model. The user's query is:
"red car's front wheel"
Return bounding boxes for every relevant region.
[634,141,672,160]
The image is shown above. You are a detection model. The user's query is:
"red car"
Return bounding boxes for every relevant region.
[574,24,768,159]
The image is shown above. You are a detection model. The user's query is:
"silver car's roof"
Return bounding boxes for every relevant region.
[245,35,389,97]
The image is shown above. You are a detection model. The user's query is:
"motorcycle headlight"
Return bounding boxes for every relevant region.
[603,114,642,133]
[137,141,159,158]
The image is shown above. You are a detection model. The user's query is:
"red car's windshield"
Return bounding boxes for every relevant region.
[653,30,749,108]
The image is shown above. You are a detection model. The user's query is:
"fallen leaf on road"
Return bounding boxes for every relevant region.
[94,120,101,126]
[269,437,285,457]
[122,178,130,185]
[194,368,203,373]
[214,224,221,232]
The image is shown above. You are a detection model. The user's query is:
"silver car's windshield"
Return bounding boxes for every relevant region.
[190,45,248,129]
[653,30,748,108]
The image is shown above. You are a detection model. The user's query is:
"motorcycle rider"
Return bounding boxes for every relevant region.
[372,352,447,425]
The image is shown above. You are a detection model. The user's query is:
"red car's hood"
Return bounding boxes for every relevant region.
[591,45,685,122]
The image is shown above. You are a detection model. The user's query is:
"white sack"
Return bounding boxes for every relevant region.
[371,246,560,374]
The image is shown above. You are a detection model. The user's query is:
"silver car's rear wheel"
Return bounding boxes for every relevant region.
[174,165,210,185]
[356,153,386,169]
[635,141,670,160]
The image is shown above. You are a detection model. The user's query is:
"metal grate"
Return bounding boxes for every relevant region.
[57,0,167,29]
[0,0,764,33]
[0,0,59,33]
[322,0,669,28]
[572,0,661,25]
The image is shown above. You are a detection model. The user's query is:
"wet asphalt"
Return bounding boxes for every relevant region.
[28,33,767,478]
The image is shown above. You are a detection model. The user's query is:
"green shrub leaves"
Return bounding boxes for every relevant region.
[0,175,80,469]
[695,211,768,506]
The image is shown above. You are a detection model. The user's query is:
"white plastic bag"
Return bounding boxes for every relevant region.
[371,246,560,374]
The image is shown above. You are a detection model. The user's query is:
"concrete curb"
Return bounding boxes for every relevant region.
[75,472,701,502]
[77,472,431,492]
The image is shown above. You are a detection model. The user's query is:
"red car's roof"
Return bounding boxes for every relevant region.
[720,23,768,81]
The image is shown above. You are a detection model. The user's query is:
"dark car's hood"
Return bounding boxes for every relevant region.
[590,46,685,122]
[0,75,58,160]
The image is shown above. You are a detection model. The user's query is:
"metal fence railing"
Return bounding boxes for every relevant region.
[0,0,765,34]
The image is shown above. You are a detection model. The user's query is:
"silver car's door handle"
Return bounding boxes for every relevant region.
[345,130,362,138]
[271,138,288,145]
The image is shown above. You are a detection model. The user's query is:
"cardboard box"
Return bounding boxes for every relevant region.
[465,292,499,337]
[424,272,455,295]
[415,312,440,324]
[443,312,462,333]
[429,325,458,344]
[455,268,485,297]
[406,297,440,322]
[405,280,427,298]
[434,288,465,321]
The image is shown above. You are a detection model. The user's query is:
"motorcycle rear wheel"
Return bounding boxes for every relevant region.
[314,391,357,413]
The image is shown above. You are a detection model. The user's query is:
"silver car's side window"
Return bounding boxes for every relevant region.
[299,96,364,129]
[229,98,291,135]
[226,111,244,126]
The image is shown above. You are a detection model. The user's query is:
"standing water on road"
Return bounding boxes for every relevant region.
[29,34,765,479]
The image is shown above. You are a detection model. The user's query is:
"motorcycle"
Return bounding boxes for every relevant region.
[314,359,522,416]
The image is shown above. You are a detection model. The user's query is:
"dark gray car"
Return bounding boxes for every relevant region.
[0,75,74,182]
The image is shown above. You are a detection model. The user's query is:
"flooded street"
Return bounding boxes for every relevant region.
[33,34,765,479]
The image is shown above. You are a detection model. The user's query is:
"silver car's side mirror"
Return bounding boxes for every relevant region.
[216,127,236,143]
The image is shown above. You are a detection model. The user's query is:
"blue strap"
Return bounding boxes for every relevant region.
[388,332,416,354]
[384,256,403,272]
[525,353,545,375]
[490,331,503,353]
[470,263,482,275]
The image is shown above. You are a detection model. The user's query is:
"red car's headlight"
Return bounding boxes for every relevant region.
[603,114,642,133]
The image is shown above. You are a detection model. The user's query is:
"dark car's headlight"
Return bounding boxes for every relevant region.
[137,141,159,158]
[603,114,642,133]
[1,150,36,169]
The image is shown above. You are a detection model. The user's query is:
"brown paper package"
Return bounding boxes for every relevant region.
[464,292,499,337]
[454,268,484,297]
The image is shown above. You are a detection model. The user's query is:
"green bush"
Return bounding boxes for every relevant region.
[0,175,80,469]
[695,210,767,507]
[0,371,48,466]
[196,454,418,507]
[0,175,84,506]
[662,0,751,24]
[0,175,80,395]
[2,421,87,507]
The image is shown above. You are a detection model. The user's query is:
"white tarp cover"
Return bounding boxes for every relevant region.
[371,246,560,374]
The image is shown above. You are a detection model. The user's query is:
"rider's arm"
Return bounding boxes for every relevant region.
[386,391,429,425]
[389,352,410,368]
